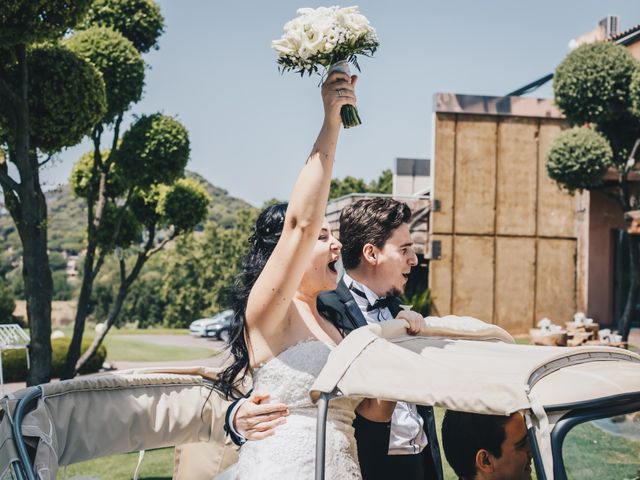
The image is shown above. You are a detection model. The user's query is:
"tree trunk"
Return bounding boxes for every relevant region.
[20,187,53,385]
[619,234,640,342]
[61,242,98,379]
[8,44,53,385]
[74,249,150,374]
[75,280,127,371]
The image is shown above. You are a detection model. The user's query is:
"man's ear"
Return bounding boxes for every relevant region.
[475,449,495,474]
[362,243,377,265]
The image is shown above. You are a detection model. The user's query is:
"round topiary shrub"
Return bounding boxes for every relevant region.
[78,0,165,53]
[157,179,210,232]
[1,44,106,153]
[0,0,92,46]
[70,149,128,199]
[66,26,145,124]
[553,42,637,125]
[94,202,142,251]
[546,127,613,192]
[114,113,190,187]
[0,337,107,382]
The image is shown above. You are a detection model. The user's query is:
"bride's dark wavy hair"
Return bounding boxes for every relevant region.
[214,202,289,399]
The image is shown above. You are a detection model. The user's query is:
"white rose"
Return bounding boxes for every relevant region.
[272,38,296,56]
[297,44,314,61]
[337,8,372,38]
[303,25,326,55]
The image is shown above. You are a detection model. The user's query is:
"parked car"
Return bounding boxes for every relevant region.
[204,312,234,341]
[189,310,234,338]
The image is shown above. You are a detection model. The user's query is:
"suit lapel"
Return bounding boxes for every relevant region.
[335,279,369,331]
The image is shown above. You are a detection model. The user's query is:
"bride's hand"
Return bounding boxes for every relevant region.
[396,310,424,336]
[321,71,358,126]
[234,391,289,441]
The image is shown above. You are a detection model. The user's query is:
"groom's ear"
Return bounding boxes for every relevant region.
[362,243,377,265]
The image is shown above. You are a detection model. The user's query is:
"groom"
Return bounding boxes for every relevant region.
[229,197,443,480]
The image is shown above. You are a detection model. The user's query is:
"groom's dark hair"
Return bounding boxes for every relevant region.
[339,197,412,270]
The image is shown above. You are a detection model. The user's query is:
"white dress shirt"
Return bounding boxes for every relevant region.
[342,273,428,456]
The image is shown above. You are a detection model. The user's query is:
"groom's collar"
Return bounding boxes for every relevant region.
[342,272,382,306]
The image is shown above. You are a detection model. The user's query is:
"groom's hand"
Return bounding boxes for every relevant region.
[234,391,289,441]
[396,310,424,335]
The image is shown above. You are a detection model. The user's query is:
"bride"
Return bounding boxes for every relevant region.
[214,72,416,479]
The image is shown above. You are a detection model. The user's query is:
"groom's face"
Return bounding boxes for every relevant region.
[373,223,417,297]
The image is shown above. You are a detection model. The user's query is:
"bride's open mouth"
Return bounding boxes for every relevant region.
[328,260,338,274]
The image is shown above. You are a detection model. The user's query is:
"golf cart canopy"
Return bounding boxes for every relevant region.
[310,318,640,480]
[311,319,640,414]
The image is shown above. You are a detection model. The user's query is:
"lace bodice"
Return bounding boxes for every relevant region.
[235,340,361,479]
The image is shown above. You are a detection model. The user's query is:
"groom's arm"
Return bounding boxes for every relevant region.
[224,391,289,445]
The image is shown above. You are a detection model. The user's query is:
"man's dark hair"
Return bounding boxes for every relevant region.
[339,197,412,270]
[441,410,511,480]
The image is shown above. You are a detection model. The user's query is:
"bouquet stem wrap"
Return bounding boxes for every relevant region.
[328,60,362,129]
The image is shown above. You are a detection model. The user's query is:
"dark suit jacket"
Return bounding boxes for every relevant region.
[318,279,444,480]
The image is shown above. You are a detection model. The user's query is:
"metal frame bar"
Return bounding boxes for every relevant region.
[315,392,335,480]
[11,386,42,480]
[550,394,640,479]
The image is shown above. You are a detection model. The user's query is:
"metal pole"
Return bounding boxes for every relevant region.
[12,386,42,480]
[0,347,4,397]
[315,392,331,480]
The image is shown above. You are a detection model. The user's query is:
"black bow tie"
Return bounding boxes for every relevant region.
[367,296,392,312]
[350,286,391,312]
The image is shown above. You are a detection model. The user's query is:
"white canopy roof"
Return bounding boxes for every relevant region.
[311,319,640,415]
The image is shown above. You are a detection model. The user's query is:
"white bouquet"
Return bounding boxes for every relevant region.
[272,6,379,128]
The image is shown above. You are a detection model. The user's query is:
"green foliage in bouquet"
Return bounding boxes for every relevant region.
[276,35,378,78]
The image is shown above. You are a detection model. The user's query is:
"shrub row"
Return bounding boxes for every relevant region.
[1,337,107,382]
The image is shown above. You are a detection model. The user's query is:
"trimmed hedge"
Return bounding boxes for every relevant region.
[546,127,613,193]
[553,42,637,125]
[1,337,107,382]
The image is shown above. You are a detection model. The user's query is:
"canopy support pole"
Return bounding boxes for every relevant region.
[315,392,333,480]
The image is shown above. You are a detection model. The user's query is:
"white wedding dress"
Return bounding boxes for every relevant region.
[235,340,362,479]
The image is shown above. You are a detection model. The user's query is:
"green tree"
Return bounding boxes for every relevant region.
[547,42,640,341]
[329,168,393,199]
[0,278,16,324]
[60,0,211,378]
[0,0,105,384]
[161,210,256,328]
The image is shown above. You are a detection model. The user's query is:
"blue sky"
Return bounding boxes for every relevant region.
[43,1,640,206]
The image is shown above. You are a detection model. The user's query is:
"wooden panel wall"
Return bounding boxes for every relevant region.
[430,113,576,334]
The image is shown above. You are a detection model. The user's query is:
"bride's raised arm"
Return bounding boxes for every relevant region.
[244,72,357,336]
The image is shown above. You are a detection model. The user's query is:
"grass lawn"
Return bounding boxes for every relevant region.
[54,326,215,362]
[102,336,218,362]
[57,326,190,337]
[53,408,640,479]
[57,447,174,480]
[60,409,458,479]
[562,419,640,479]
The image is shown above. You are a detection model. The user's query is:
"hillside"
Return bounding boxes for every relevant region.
[0,171,254,258]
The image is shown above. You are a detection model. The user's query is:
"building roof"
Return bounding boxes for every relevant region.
[610,23,640,45]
